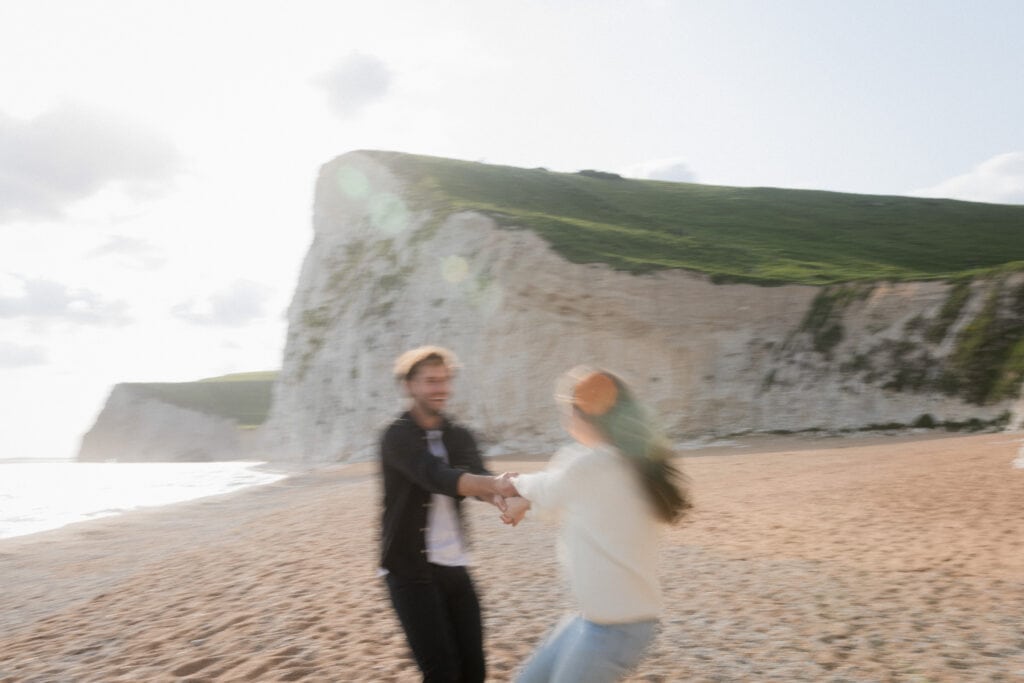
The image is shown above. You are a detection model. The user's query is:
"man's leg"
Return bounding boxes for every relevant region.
[433,564,486,683]
[385,572,461,682]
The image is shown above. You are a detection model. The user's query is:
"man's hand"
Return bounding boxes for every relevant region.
[500,496,531,527]
[481,473,519,510]
[494,472,519,498]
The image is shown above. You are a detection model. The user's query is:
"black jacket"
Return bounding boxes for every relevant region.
[379,411,490,580]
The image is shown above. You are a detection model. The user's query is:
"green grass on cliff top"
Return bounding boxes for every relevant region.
[126,372,277,426]
[361,150,1024,285]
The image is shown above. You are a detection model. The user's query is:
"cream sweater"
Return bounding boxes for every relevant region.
[513,442,663,624]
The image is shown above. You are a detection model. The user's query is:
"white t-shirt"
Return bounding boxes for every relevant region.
[425,429,469,566]
[513,442,663,623]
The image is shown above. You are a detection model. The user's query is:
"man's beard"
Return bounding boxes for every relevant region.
[415,396,445,416]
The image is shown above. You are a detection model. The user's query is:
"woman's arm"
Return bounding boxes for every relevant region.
[509,446,596,514]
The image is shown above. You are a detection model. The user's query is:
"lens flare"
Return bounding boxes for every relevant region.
[369,193,410,235]
[335,164,369,199]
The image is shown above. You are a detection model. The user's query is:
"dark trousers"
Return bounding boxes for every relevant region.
[385,563,485,683]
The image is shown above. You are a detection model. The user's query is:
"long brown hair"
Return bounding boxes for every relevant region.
[560,367,692,523]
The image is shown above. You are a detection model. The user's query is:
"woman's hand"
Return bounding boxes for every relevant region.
[500,496,531,527]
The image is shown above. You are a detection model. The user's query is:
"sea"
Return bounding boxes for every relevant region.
[0,459,287,540]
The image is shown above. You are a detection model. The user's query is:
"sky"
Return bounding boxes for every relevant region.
[2,0,1023,460]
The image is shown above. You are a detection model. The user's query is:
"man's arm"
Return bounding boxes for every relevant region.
[454,426,492,476]
[381,426,464,497]
[381,425,516,501]
[450,426,512,508]
[457,472,518,499]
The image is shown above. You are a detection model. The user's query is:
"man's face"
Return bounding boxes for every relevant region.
[405,362,452,415]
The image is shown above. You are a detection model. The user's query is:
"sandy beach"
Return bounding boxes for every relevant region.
[2,431,1023,682]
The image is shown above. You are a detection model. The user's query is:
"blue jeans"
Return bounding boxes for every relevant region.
[515,614,658,683]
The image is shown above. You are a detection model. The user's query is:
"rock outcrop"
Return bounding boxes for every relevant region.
[79,385,248,462]
[260,151,1023,463]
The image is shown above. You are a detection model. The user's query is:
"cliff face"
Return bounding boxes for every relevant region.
[79,385,250,462]
[261,151,1023,463]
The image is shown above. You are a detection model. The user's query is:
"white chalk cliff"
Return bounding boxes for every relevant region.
[260,151,1023,463]
[80,385,249,462]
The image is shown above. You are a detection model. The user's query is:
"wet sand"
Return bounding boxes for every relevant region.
[2,432,1023,682]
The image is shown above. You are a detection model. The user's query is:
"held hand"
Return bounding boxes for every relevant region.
[494,472,519,498]
[500,496,531,527]
[483,493,508,512]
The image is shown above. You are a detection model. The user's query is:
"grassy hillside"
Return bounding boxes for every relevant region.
[363,150,1024,285]
[126,372,277,426]
[198,371,279,383]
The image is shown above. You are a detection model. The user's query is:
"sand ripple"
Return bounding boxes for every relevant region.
[1,433,1023,681]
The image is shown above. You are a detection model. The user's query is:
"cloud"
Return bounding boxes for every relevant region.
[911,152,1024,205]
[621,157,697,183]
[0,103,183,223]
[0,341,46,368]
[88,235,168,270]
[172,279,273,327]
[0,277,131,326]
[315,52,393,118]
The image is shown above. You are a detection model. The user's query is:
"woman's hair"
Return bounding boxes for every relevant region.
[558,366,692,523]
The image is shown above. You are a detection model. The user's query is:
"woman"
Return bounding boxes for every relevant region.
[501,366,691,683]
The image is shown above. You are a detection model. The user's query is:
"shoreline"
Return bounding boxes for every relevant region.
[0,460,293,542]
[2,431,1023,681]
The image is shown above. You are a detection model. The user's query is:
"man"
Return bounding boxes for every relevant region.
[379,345,515,682]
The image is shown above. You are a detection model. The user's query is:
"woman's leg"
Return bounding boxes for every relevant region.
[550,618,658,683]
[514,614,581,683]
